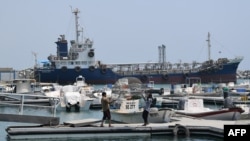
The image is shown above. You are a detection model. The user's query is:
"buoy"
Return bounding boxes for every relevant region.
[89,66,95,72]
[61,66,67,72]
[88,51,94,57]
[101,68,107,74]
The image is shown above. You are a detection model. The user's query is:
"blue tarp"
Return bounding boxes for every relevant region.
[39,60,50,64]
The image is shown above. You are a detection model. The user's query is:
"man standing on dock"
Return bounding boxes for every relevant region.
[100,92,113,127]
[142,92,153,126]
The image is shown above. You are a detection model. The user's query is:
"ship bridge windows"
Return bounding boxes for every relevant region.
[70,40,75,45]
[75,61,80,65]
[81,61,87,65]
[84,44,88,48]
[43,63,50,68]
[87,44,92,48]
[60,62,67,65]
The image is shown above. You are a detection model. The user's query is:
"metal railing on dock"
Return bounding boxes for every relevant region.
[0,92,60,117]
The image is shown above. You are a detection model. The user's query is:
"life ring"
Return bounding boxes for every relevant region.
[75,104,80,112]
[173,124,190,137]
[61,66,67,72]
[162,74,168,80]
[89,66,95,72]
[75,66,81,72]
[101,68,107,74]
[88,51,94,57]
[219,65,223,70]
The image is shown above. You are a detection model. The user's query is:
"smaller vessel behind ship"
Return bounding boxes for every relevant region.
[33,8,243,85]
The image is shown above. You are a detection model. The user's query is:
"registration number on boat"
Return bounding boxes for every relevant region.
[125,101,136,109]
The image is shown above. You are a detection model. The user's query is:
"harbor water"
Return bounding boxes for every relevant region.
[2,80,249,141]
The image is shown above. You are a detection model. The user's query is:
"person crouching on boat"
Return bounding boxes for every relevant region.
[142,92,153,126]
[100,92,115,127]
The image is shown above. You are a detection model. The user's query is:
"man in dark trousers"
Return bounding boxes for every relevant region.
[142,92,153,126]
[100,92,113,127]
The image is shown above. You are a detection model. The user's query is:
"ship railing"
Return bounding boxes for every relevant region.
[111,63,202,73]
[190,68,199,73]
[0,92,60,117]
[228,56,244,64]
[115,68,201,75]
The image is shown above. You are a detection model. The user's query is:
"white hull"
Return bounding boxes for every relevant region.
[44,91,93,112]
[175,98,244,120]
[56,98,93,111]
[176,109,242,120]
[111,108,174,123]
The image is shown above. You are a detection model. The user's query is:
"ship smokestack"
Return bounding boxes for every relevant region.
[55,35,68,59]
[158,44,166,65]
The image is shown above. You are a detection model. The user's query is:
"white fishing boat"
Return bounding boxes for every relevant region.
[44,85,93,112]
[92,85,112,98]
[43,76,94,112]
[90,85,113,109]
[110,99,174,123]
[175,98,245,120]
[5,79,43,94]
[1,79,47,100]
[235,104,250,119]
[75,75,95,96]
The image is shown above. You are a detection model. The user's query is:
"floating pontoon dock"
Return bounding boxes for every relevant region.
[6,115,250,140]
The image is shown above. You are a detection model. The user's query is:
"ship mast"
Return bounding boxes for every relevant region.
[32,51,38,68]
[73,8,80,44]
[206,32,211,61]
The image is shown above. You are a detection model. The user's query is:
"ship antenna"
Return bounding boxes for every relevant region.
[206,32,211,61]
[72,8,80,44]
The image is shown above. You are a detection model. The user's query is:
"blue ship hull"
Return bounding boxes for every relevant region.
[34,60,241,85]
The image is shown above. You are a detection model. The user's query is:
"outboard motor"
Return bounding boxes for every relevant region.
[150,98,157,107]
[75,102,80,112]
[170,84,174,94]
[66,103,71,112]
[177,98,185,110]
[223,87,234,108]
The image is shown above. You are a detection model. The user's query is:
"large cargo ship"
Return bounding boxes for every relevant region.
[33,8,243,85]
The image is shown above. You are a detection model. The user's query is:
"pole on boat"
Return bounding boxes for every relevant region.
[19,95,24,115]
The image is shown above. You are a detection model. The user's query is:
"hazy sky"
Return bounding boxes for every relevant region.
[0,0,249,70]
